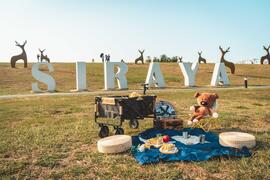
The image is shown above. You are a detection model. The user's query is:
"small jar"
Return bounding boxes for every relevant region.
[183,131,188,139]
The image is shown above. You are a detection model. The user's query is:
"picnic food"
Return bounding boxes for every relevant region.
[97,135,132,153]
[129,92,142,98]
[219,132,256,149]
[145,137,163,148]
[159,143,178,154]
[162,135,170,143]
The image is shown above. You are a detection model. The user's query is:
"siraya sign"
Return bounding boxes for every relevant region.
[31,62,230,93]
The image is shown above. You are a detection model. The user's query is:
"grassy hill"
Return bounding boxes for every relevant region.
[0,63,269,95]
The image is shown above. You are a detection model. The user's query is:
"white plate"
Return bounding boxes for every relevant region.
[159,147,178,154]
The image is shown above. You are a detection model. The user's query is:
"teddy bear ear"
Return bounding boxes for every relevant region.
[194,92,201,98]
[212,93,219,99]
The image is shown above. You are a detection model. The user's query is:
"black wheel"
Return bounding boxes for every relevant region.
[99,126,109,138]
[129,119,139,129]
[115,128,124,135]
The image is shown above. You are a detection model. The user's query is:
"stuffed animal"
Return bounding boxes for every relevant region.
[188,92,219,125]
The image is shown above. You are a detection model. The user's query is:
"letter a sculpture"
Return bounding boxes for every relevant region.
[10,40,28,68]
[219,46,235,74]
[135,49,144,64]
[260,45,270,65]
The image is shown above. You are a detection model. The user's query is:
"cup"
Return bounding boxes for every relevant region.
[183,131,188,139]
[199,134,205,143]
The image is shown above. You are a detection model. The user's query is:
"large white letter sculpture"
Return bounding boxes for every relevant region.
[32,62,56,92]
[179,62,199,86]
[75,61,87,91]
[211,63,230,86]
[104,62,128,90]
[145,62,166,88]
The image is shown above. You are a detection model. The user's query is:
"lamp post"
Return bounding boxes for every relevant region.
[244,77,248,88]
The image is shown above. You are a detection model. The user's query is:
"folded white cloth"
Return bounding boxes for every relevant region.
[171,135,209,145]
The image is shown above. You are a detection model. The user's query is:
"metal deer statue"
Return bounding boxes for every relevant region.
[100,53,105,62]
[178,56,183,63]
[135,49,144,64]
[219,46,235,74]
[105,54,110,62]
[37,49,50,63]
[100,53,110,62]
[10,40,28,68]
[260,45,270,65]
[198,51,207,64]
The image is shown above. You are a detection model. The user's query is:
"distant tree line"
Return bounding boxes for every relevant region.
[145,54,180,63]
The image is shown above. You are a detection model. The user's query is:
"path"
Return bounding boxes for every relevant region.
[0,85,270,100]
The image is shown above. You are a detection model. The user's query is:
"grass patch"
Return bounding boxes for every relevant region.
[235,105,249,109]
[66,166,89,176]
[0,88,269,178]
[35,153,67,168]
[0,160,28,176]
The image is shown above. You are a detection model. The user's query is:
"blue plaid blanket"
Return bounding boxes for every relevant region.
[131,128,251,165]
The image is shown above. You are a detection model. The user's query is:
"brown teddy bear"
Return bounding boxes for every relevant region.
[188,92,219,125]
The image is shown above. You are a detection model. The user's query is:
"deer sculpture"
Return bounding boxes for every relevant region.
[37,49,50,63]
[219,46,235,74]
[260,45,270,65]
[178,56,183,63]
[100,53,105,62]
[100,53,110,62]
[10,40,28,68]
[198,51,207,64]
[135,50,144,64]
[105,54,110,62]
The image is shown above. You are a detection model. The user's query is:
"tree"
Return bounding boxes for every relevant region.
[146,56,151,63]
[160,54,168,62]
[153,57,159,62]
[171,56,178,62]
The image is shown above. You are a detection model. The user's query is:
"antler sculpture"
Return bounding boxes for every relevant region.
[100,53,104,62]
[38,49,50,63]
[135,49,145,64]
[105,54,110,62]
[10,40,28,68]
[260,45,270,64]
[178,56,183,63]
[198,51,207,64]
[219,46,235,74]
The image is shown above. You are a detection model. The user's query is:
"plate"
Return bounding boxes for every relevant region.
[159,147,178,154]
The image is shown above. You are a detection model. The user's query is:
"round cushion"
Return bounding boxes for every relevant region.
[219,132,256,149]
[97,135,132,153]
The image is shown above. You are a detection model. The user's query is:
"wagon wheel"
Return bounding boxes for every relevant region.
[99,126,109,138]
[115,128,124,135]
[129,119,139,129]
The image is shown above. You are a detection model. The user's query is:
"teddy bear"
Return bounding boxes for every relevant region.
[188,92,219,125]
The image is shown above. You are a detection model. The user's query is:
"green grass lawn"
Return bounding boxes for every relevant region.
[0,88,269,179]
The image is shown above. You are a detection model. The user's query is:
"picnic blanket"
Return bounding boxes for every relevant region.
[131,128,252,165]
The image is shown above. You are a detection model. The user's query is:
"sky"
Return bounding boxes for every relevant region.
[0,0,269,63]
